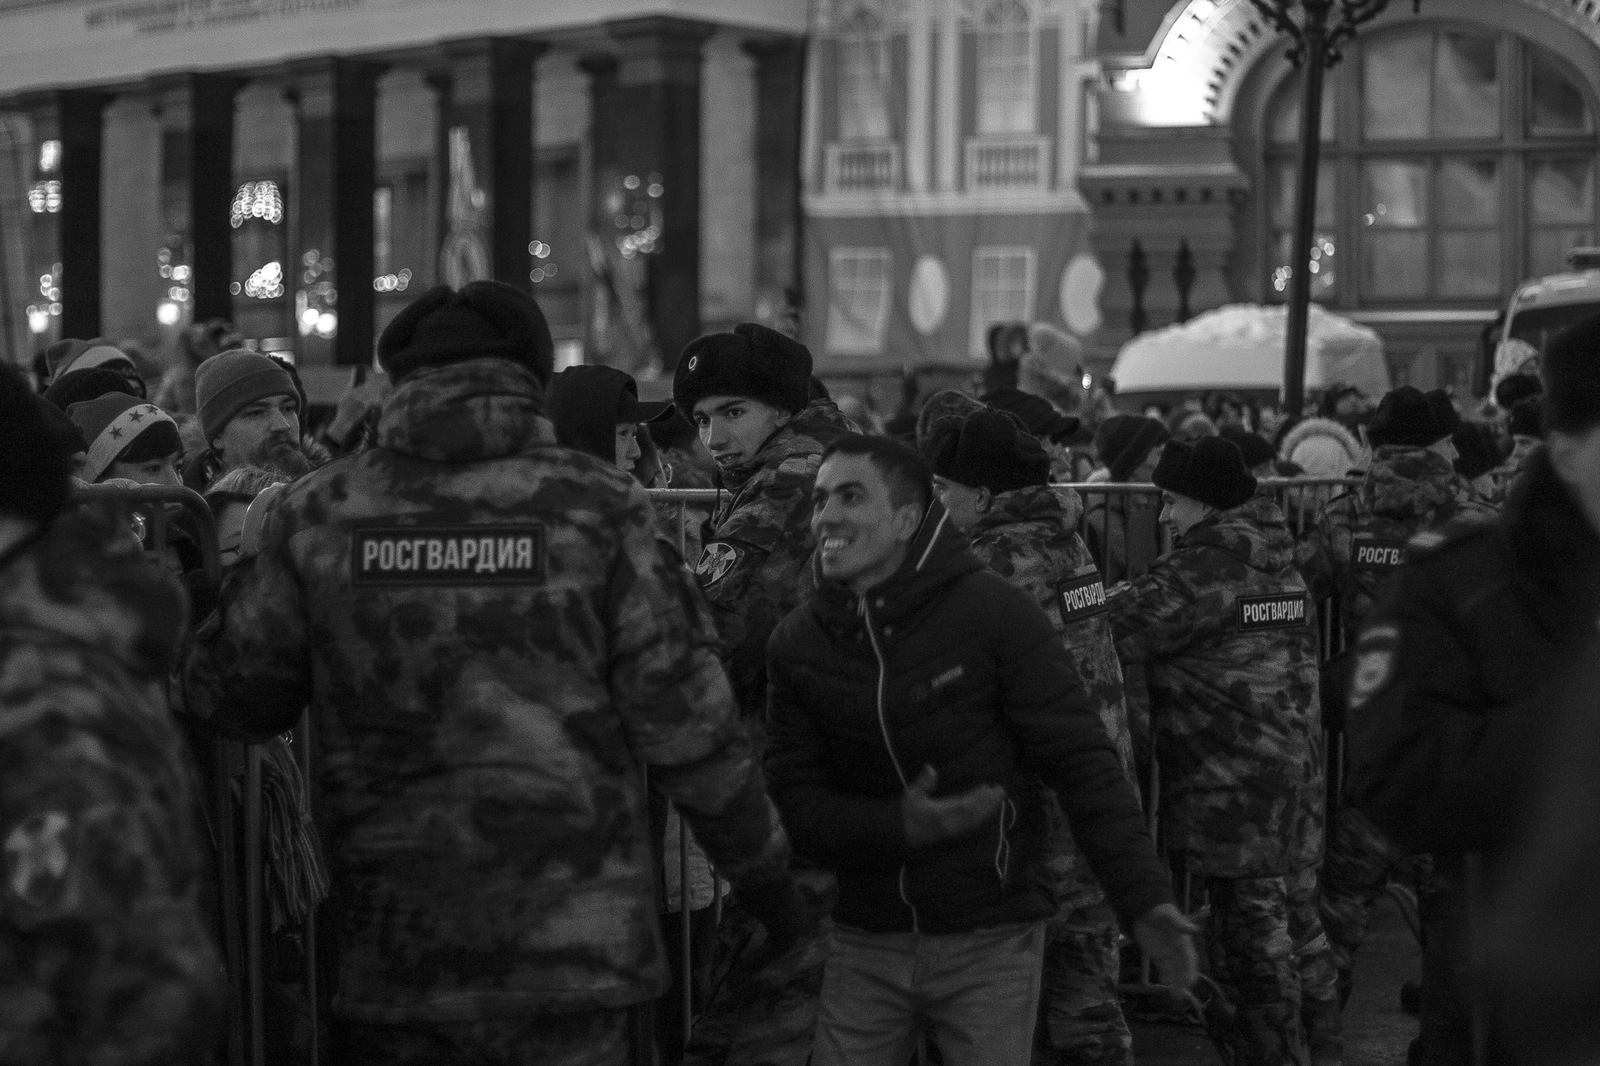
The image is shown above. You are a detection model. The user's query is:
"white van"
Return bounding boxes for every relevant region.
[1478,247,1600,393]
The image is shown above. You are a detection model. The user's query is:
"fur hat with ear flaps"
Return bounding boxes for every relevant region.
[924,408,1051,496]
[673,323,814,421]
[1153,436,1257,511]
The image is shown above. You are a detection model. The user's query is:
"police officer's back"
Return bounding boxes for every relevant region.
[183,283,805,1064]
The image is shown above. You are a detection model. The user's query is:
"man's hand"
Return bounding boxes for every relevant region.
[1132,902,1200,990]
[902,766,1006,848]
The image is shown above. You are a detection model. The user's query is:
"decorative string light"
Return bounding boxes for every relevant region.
[230,180,284,228]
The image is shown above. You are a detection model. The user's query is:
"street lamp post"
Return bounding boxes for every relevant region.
[1248,0,1410,418]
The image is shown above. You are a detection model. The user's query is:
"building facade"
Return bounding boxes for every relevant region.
[1088,0,1600,390]
[0,0,808,380]
[801,0,1108,373]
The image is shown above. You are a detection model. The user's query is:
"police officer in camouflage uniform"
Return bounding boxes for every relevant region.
[183,283,809,1066]
[1296,387,1495,1006]
[1106,437,1339,1066]
[924,408,1139,1066]
[674,323,852,720]
[672,324,851,1066]
[1,364,223,1064]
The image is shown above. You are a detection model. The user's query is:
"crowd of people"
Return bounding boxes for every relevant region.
[2,279,1597,1066]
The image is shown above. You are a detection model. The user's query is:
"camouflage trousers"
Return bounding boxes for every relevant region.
[1034,902,1131,1066]
[684,870,833,1066]
[1200,868,1342,1066]
[330,1009,637,1066]
[1319,806,1431,1004]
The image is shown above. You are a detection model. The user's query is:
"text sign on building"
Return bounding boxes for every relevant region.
[85,0,363,36]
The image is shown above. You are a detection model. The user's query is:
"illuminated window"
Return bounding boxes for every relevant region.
[970,247,1035,355]
[837,8,891,142]
[1263,29,1597,304]
[827,248,892,355]
[977,1,1035,136]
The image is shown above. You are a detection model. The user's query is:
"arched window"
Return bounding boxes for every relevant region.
[977,0,1035,135]
[1263,27,1597,305]
[837,7,891,141]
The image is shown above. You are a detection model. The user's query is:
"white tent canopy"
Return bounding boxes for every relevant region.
[1110,304,1391,399]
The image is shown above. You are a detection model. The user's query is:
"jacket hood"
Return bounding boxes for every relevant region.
[972,483,1085,539]
[0,510,188,678]
[1280,416,1366,476]
[375,357,556,462]
[1179,492,1296,574]
[811,498,985,626]
[1361,445,1460,519]
[718,399,855,490]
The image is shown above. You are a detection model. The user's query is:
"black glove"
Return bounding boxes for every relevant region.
[735,874,816,959]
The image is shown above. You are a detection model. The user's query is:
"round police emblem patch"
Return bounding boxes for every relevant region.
[1348,624,1399,712]
[696,541,740,586]
[687,355,699,372]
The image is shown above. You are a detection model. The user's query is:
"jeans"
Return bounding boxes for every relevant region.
[811,920,1046,1066]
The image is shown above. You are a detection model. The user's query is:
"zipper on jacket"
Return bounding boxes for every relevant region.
[862,594,920,932]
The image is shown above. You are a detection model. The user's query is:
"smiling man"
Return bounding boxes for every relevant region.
[766,434,1194,1066]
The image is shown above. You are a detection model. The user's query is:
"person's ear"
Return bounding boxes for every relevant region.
[774,407,794,430]
[974,487,993,513]
[892,501,923,544]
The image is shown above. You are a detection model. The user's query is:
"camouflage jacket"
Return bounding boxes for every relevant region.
[696,400,852,717]
[967,485,1135,912]
[182,358,791,1023]
[1,512,222,1064]
[1107,494,1324,878]
[1296,446,1495,634]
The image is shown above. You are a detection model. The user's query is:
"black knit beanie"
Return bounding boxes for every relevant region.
[1508,395,1544,439]
[1495,372,1543,412]
[1152,436,1257,511]
[1095,415,1170,482]
[1543,311,1600,434]
[43,366,137,411]
[1453,423,1504,481]
[925,409,1051,495]
[674,323,813,420]
[378,282,555,385]
[0,363,74,525]
[1220,425,1277,470]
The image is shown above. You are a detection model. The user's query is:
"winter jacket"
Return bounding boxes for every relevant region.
[182,357,791,1023]
[0,511,221,1063]
[1346,447,1600,858]
[967,484,1136,913]
[765,502,1172,935]
[1107,494,1325,878]
[695,400,853,716]
[1296,445,1496,637]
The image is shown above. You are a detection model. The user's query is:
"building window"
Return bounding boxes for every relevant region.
[827,248,893,355]
[970,246,1036,355]
[837,8,891,142]
[976,0,1035,136]
[1263,28,1598,304]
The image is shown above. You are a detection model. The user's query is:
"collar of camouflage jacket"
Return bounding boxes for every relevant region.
[1361,445,1461,519]
[1178,492,1296,574]
[716,399,856,490]
[972,483,1085,537]
[0,510,187,679]
[375,357,555,462]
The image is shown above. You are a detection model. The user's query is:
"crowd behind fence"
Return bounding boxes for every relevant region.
[74,475,1357,1066]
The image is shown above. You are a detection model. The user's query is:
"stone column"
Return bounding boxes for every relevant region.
[743,35,805,321]
[431,39,541,292]
[603,16,715,371]
[155,73,241,326]
[26,89,110,339]
[287,58,380,366]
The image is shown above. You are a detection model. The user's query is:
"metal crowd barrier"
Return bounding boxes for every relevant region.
[65,474,1357,1066]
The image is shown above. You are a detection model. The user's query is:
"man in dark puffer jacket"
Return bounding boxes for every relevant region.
[766,434,1196,1066]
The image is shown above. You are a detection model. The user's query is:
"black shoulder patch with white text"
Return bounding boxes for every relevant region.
[1057,570,1110,626]
[352,525,546,585]
[1350,534,1407,573]
[1238,593,1309,631]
